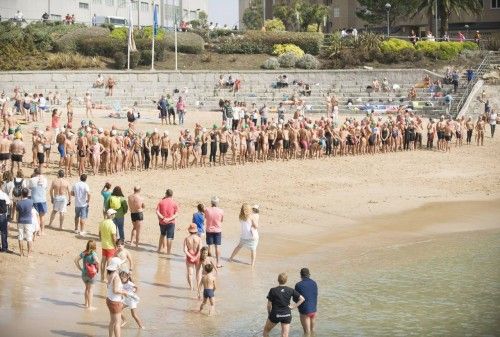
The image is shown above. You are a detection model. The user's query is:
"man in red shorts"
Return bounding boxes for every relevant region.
[99,208,117,282]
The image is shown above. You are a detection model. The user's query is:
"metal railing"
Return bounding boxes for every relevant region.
[453,51,496,117]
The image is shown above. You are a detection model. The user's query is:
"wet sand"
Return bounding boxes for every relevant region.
[0,97,499,336]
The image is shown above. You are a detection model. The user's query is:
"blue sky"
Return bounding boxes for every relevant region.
[208,0,239,27]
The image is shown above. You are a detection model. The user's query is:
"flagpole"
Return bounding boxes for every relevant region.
[127,0,131,70]
[151,0,156,71]
[174,15,178,71]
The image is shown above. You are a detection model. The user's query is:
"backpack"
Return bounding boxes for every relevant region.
[109,196,121,210]
[13,179,23,198]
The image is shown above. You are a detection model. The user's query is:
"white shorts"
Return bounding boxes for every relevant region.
[53,195,67,213]
[18,223,34,242]
[123,293,139,309]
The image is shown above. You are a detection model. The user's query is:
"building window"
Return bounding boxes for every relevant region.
[324,0,333,5]
[132,0,138,10]
[492,0,500,8]
[105,0,114,6]
[140,2,149,11]
[79,2,89,9]
[333,8,340,17]
[118,0,127,6]
[93,0,102,4]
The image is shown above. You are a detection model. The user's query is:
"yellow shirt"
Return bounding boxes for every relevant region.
[99,219,116,249]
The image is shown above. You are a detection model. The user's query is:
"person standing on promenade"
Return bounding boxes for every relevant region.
[204,196,224,267]
[184,223,202,291]
[263,272,305,337]
[72,174,90,235]
[156,189,178,255]
[29,168,48,236]
[99,209,118,282]
[128,186,145,247]
[294,268,318,336]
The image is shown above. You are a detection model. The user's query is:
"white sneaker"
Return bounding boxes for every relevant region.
[74,229,79,234]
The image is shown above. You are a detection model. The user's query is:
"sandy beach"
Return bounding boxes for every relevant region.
[0,86,499,337]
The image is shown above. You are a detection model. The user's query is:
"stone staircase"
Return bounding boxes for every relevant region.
[452,51,500,117]
[0,69,450,117]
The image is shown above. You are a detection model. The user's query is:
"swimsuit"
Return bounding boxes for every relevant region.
[131,212,143,222]
[11,154,22,162]
[203,288,214,299]
[186,249,199,265]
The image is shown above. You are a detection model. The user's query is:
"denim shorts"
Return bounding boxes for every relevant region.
[206,232,221,246]
[75,206,89,220]
[33,202,48,215]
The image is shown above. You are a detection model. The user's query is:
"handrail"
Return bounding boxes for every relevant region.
[453,51,493,117]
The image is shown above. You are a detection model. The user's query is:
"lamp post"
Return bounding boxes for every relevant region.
[385,3,391,37]
[464,24,469,39]
[295,11,300,32]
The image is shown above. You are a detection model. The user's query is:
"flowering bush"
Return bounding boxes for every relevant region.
[273,43,305,58]
[264,18,285,32]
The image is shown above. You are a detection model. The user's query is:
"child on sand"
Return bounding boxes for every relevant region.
[192,203,205,237]
[199,264,216,316]
[119,270,144,329]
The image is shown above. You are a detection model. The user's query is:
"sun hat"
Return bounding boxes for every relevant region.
[106,257,123,271]
[188,223,198,234]
[106,209,117,216]
[252,204,259,210]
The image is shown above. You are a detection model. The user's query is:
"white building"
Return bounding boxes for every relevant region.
[0,0,208,28]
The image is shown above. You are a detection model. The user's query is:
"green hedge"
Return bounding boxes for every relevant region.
[380,38,414,53]
[163,32,204,54]
[218,31,323,55]
[53,27,110,53]
[76,35,126,57]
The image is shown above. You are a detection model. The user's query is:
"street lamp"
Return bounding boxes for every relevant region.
[385,3,391,37]
[464,24,469,38]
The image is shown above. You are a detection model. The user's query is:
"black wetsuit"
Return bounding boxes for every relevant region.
[209,133,217,163]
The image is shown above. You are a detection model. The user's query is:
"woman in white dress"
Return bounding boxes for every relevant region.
[229,203,259,268]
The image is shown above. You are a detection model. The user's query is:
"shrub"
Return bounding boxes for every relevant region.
[273,44,304,58]
[244,31,323,55]
[261,57,280,69]
[415,41,464,60]
[337,49,362,67]
[110,27,128,41]
[163,32,204,54]
[139,26,166,40]
[307,24,320,32]
[278,52,298,68]
[218,37,263,54]
[462,41,479,51]
[113,51,126,69]
[130,50,141,68]
[53,27,110,53]
[46,53,102,69]
[296,54,319,69]
[264,18,285,32]
[190,19,201,29]
[140,50,152,65]
[76,35,125,57]
[380,38,414,53]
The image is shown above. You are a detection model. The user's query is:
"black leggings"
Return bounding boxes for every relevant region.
[209,142,217,162]
[467,129,473,143]
[325,137,332,155]
[143,149,151,169]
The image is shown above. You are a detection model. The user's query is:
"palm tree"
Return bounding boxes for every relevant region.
[414,0,483,37]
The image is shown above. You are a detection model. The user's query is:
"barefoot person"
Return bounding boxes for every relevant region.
[74,240,100,310]
[72,174,90,235]
[199,264,216,316]
[99,209,118,282]
[114,239,133,272]
[48,169,71,230]
[204,196,224,267]
[16,188,34,257]
[263,272,305,337]
[28,168,48,236]
[128,186,144,247]
[294,268,318,336]
[184,223,201,291]
[229,203,259,267]
[106,257,128,337]
[119,270,144,329]
[156,189,178,255]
